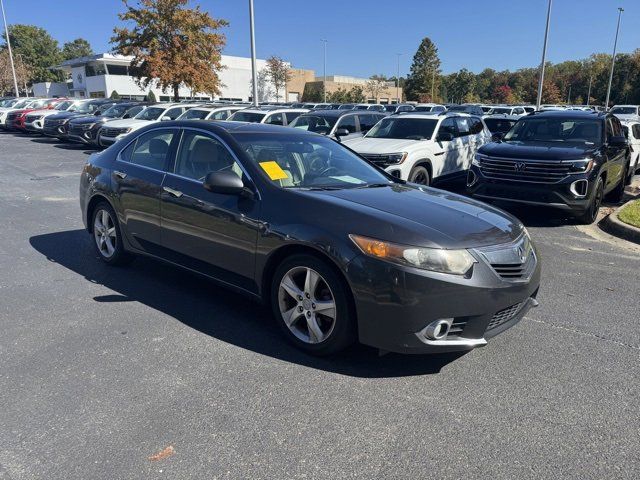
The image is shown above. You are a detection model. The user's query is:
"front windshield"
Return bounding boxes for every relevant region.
[366,117,437,140]
[503,118,603,145]
[229,111,266,123]
[134,106,165,120]
[234,133,390,189]
[414,106,433,112]
[55,101,74,110]
[74,102,100,114]
[289,115,337,134]
[610,107,638,115]
[102,104,131,118]
[179,109,209,120]
[11,99,30,108]
[484,118,517,134]
[338,104,355,110]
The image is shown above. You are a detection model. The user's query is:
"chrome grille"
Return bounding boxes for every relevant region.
[487,303,523,330]
[25,114,42,123]
[101,127,126,137]
[69,123,93,134]
[44,118,64,128]
[478,156,571,183]
[361,154,395,166]
[6,112,19,123]
[474,233,536,282]
[490,252,536,280]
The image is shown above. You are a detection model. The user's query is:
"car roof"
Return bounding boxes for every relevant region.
[235,108,309,114]
[298,109,379,118]
[529,110,604,119]
[482,114,521,120]
[153,120,319,137]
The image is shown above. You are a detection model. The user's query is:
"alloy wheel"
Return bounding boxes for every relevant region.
[93,209,117,258]
[277,266,336,344]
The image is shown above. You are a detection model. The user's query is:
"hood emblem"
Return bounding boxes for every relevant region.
[517,246,526,263]
[514,162,527,171]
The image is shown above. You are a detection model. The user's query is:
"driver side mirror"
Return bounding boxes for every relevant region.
[203,171,251,197]
[437,132,454,142]
[491,132,505,142]
[335,128,350,137]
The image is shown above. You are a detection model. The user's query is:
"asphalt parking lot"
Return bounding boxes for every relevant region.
[1,131,639,480]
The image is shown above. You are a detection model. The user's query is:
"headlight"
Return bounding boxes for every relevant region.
[568,159,594,174]
[386,152,408,164]
[349,234,476,275]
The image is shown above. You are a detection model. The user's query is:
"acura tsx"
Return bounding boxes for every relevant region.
[80,121,541,355]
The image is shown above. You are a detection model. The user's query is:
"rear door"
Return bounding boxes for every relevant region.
[112,127,179,254]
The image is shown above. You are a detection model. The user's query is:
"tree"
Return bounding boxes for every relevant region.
[347,85,365,103]
[542,81,562,104]
[405,37,441,101]
[301,83,323,102]
[110,90,121,99]
[265,56,291,102]
[493,85,515,104]
[62,38,93,60]
[365,75,387,101]
[2,24,63,82]
[145,90,157,102]
[327,87,348,103]
[111,0,228,101]
[0,50,30,94]
[249,68,273,102]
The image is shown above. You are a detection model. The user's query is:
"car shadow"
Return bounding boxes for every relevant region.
[29,229,466,378]
[30,137,61,144]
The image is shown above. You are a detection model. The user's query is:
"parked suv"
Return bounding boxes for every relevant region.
[344,113,490,185]
[467,110,630,224]
[227,108,308,126]
[176,104,244,121]
[42,99,116,139]
[68,102,147,145]
[384,104,415,114]
[621,120,640,175]
[288,110,387,141]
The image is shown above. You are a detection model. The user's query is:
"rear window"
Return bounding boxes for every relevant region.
[180,109,209,120]
[610,107,638,115]
[229,111,266,123]
[484,118,517,134]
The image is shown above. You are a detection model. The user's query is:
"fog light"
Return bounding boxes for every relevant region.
[570,179,588,197]
[423,318,453,340]
[467,170,477,187]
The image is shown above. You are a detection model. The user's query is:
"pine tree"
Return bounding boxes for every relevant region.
[405,37,441,101]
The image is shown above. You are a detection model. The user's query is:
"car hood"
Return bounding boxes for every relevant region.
[71,115,109,125]
[343,137,431,153]
[104,118,151,128]
[299,184,523,249]
[480,141,598,161]
[46,111,88,120]
[27,109,60,116]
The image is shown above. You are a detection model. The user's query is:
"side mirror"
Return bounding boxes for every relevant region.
[335,128,350,137]
[161,116,172,121]
[437,132,454,142]
[203,171,249,196]
[491,132,505,142]
[608,135,627,147]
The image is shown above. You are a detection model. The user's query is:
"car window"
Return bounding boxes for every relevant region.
[265,113,284,125]
[633,125,640,139]
[285,111,303,125]
[438,117,457,138]
[336,115,357,133]
[121,129,176,171]
[455,117,471,137]
[605,118,614,140]
[468,117,484,135]
[210,110,229,120]
[174,131,241,181]
[164,107,184,120]
[505,118,603,145]
[357,114,378,132]
[610,116,623,136]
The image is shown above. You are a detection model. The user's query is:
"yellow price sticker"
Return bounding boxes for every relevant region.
[259,161,289,181]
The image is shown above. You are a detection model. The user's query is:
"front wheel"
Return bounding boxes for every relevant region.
[575,177,603,225]
[408,165,431,186]
[271,254,355,356]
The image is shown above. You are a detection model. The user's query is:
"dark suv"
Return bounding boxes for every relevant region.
[467,110,630,224]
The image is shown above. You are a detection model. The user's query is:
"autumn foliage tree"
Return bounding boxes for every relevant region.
[111,0,228,101]
[264,56,291,102]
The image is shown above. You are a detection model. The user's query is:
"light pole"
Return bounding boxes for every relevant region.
[1,0,19,97]
[605,7,624,111]
[431,68,436,101]
[248,0,259,106]
[567,84,571,104]
[321,39,327,102]
[396,53,402,104]
[586,75,592,106]
[536,0,552,110]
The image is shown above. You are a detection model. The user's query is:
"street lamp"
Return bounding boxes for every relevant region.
[248,0,259,106]
[604,7,624,111]
[396,53,402,104]
[536,0,553,110]
[0,0,19,97]
[321,39,327,103]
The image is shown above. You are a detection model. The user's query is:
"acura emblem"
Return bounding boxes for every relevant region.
[517,246,526,262]
[514,162,526,171]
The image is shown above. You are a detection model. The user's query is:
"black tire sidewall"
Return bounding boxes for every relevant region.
[91,201,130,266]
[270,254,355,356]
[409,165,430,186]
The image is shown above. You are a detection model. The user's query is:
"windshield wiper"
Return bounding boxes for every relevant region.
[354,183,391,189]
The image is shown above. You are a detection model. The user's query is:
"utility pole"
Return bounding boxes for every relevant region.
[586,75,592,106]
[321,39,327,102]
[396,53,402,104]
[567,84,571,104]
[248,0,259,106]
[1,0,19,97]
[604,7,623,111]
[536,0,552,110]
[431,69,436,101]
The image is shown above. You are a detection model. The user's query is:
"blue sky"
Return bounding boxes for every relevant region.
[3,0,639,77]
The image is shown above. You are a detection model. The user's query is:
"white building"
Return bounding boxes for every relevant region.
[32,53,279,102]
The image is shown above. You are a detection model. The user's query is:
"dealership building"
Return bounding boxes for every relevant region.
[32,53,280,102]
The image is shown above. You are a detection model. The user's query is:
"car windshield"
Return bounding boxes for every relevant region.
[484,118,517,134]
[234,133,391,189]
[179,109,209,120]
[289,115,338,134]
[489,107,512,114]
[73,102,100,114]
[55,101,74,110]
[338,104,355,110]
[503,117,603,145]
[11,99,31,109]
[229,111,266,123]
[414,106,433,112]
[366,117,437,140]
[610,107,638,115]
[102,104,131,118]
[134,106,165,120]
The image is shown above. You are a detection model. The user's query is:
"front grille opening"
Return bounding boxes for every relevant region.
[491,263,526,279]
[448,319,468,336]
[478,157,571,184]
[487,302,522,330]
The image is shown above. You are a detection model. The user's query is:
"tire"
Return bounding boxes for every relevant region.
[91,201,133,266]
[575,177,603,225]
[607,164,627,202]
[270,254,355,356]
[408,165,431,186]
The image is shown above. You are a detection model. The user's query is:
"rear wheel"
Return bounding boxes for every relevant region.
[271,254,355,356]
[91,202,133,266]
[575,177,603,225]
[408,165,431,185]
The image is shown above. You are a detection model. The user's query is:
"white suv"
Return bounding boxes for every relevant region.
[622,120,640,176]
[610,105,640,122]
[97,103,199,146]
[343,113,490,185]
[227,107,309,126]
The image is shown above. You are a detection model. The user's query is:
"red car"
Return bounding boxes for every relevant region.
[6,98,65,131]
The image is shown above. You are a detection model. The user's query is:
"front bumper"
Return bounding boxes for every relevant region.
[98,134,125,147]
[467,165,595,212]
[25,120,44,132]
[345,246,541,354]
[42,124,68,139]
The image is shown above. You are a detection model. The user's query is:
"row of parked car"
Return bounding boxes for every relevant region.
[1,96,638,225]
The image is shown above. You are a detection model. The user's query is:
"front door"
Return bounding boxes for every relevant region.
[160,129,261,292]
[112,127,178,253]
[434,117,462,178]
[604,117,627,188]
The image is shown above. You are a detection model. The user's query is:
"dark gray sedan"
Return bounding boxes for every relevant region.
[80,121,541,355]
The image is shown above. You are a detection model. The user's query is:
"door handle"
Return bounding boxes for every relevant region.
[114,170,127,179]
[163,186,183,198]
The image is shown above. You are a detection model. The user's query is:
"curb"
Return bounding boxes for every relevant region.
[603,200,640,245]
